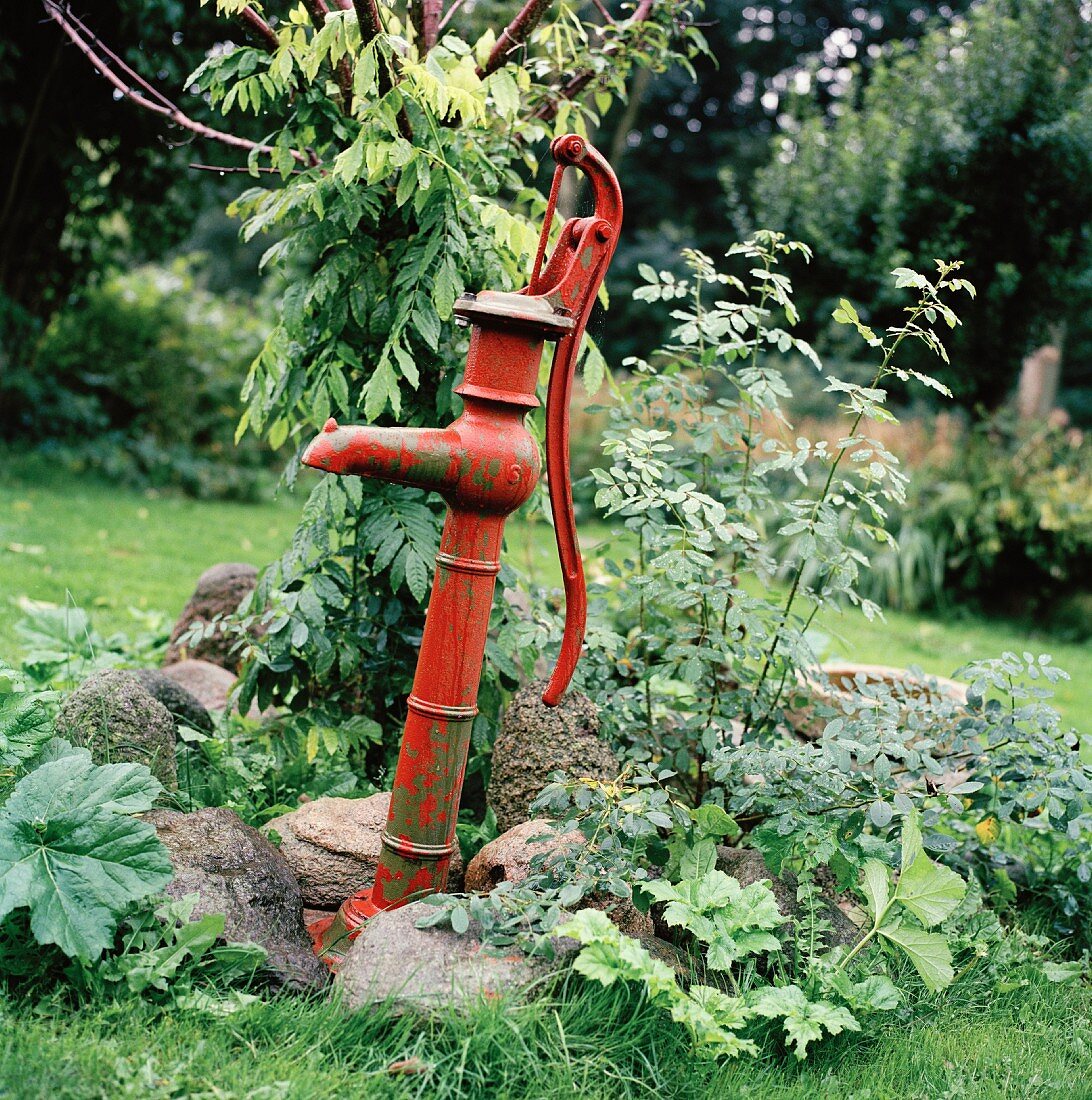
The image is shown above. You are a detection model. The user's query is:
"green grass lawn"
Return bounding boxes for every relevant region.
[3,970,1089,1100]
[0,463,307,652]
[1,467,1088,725]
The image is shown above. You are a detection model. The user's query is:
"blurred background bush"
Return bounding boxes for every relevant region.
[13,258,275,500]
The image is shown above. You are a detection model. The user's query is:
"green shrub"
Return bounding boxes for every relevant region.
[19,258,272,500]
[860,413,1092,623]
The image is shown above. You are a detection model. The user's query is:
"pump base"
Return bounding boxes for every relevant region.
[307,891,385,971]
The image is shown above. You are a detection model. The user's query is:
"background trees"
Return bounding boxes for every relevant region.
[753,0,1092,411]
[0,0,253,437]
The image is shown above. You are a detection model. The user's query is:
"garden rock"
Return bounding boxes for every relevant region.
[264,792,464,909]
[488,681,620,832]
[164,561,258,671]
[55,670,177,789]
[130,668,213,735]
[465,819,653,938]
[161,658,258,717]
[337,899,575,1012]
[143,806,328,991]
[715,846,860,950]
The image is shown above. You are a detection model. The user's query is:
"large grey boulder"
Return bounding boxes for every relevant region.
[715,847,861,951]
[464,818,653,938]
[130,668,213,735]
[336,900,574,1012]
[144,807,328,991]
[264,793,464,909]
[165,562,258,671]
[488,681,620,832]
[56,670,177,789]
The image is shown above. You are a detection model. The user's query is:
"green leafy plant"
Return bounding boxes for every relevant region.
[838,812,966,992]
[543,238,973,806]
[0,739,172,962]
[82,894,267,1012]
[560,902,867,1061]
[710,651,1090,934]
[13,603,171,693]
[643,864,784,971]
[561,907,761,1059]
[0,662,53,792]
[176,708,372,826]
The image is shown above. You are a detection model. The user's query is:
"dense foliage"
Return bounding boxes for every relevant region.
[0,1,232,399]
[27,260,272,500]
[856,413,1092,624]
[755,0,1092,411]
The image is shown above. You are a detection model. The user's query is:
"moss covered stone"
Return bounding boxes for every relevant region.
[487,680,619,833]
[56,670,177,789]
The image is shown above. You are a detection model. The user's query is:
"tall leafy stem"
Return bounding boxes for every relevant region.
[747,261,976,732]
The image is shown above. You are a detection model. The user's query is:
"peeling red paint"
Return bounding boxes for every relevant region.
[302,135,622,968]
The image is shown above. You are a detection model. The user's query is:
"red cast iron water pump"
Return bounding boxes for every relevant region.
[302,134,622,966]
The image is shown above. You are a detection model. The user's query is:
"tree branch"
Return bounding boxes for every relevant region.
[345,0,413,139]
[437,0,471,33]
[301,0,355,105]
[479,0,555,77]
[532,0,656,120]
[238,6,281,52]
[410,0,443,53]
[41,0,306,165]
[353,0,385,40]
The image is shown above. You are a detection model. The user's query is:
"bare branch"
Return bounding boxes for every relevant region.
[479,0,555,77]
[191,162,301,175]
[238,6,281,52]
[410,0,443,53]
[437,0,471,33]
[41,0,306,165]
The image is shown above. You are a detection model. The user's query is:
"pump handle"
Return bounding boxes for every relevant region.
[528,136,622,706]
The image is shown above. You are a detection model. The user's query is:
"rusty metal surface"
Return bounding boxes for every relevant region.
[301,134,623,967]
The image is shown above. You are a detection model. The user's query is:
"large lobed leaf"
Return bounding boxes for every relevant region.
[749,984,860,1060]
[0,692,54,770]
[896,850,966,929]
[0,754,173,961]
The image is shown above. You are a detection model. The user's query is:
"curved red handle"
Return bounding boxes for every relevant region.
[534,137,623,706]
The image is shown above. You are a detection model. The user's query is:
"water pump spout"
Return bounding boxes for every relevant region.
[302,417,460,494]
